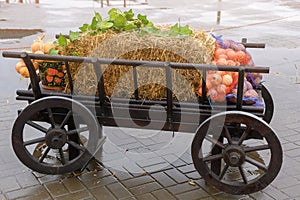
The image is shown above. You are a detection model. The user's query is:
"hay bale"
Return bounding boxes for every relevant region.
[63,29,215,102]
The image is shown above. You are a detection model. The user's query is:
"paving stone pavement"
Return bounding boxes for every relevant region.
[1,0,300,199]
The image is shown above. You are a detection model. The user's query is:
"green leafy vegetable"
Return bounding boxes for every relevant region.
[179,25,193,35]
[108,8,119,20]
[95,12,102,22]
[72,51,78,56]
[79,24,89,32]
[48,48,59,55]
[124,9,134,21]
[55,9,194,56]
[90,16,98,30]
[140,26,160,35]
[57,34,67,48]
[137,14,149,25]
[125,21,138,31]
[69,31,80,42]
[167,23,193,37]
[113,16,127,29]
[99,21,114,31]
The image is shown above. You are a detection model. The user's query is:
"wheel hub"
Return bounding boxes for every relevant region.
[45,128,67,149]
[223,145,245,167]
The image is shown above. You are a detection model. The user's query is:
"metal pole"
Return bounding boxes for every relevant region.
[35,0,39,3]
[124,0,126,7]
[217,0,221,24]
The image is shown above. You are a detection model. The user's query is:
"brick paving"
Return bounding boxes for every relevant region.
[1,0,300,199]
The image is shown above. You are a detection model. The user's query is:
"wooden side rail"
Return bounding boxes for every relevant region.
[3,51,269,125]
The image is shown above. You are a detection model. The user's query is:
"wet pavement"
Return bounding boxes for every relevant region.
[1,0,300,199]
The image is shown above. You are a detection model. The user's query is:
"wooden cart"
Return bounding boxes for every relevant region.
[2,41,282,195]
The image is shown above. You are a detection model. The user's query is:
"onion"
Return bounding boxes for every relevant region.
[231,88,238,96]
[31,41,43,53]
[19,67,30,78]
[15,61,26,73]
[216,84,226,94]
[31,33,46,53]
[222,74,233,86]
[223,40,230,49]
[237,43,246,51]
[228,41,239,50]
[216,58,228,66]
[245,81,253,90]
[34,50,45,63]
[226,50,236,61]
[207,88,218,100]
[208,73,222,86]
[215,93,226,102]
[43,42,55,54]
[33,61,39,70]
[244,89,258,98]
[227,60,236,67]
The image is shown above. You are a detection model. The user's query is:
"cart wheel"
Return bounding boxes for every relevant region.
[12,96,101,175]
[261,84,274,123]
[191,111,282,195]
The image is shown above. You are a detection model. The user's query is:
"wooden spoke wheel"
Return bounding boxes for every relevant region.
[261,84,274,123]
[12,96,100,175]
[191,111,282,195]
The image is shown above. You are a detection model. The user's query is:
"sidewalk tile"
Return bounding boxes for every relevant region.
[176,188,210,200]
[129,182,162,196]
[263,185,290,200]
[164,168,189,183]
[90,186,117,200]
[167,182,198,195]
[82,175,117,188]
[151,172,177,187]
[62,176,86,193]
[55,190,94,200]
[5,185,51,200]
[44,181,69,197]
[15,172,40,188]
[106,182,133,199]
[122,175,154,188]
[0,176,20,193]
[135,193,157,200]
[151,189,176,200]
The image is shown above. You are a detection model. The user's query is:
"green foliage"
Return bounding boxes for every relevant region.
[48,48,59,55]
[98,21,114,31]
[69,31,80,42]
[57,34,67,48]
[73,9,193,37]
[139,23,193,38]
[168,23,193,36]
[79,24,89,32]
[78,8,155,34]
[124,9,134,21]
[137,14,149,25]
[54,9,194,55]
